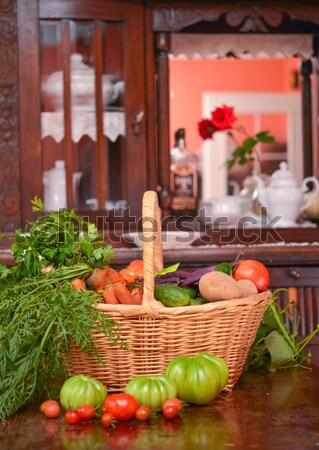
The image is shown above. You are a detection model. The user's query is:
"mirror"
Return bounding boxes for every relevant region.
[153,4,319,216]
[169,48,307,198]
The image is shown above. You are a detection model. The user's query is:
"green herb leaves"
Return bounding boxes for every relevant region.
[245,290,319,373]
[8,197,114,278]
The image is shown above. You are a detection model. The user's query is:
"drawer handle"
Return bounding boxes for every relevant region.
[289,268,301,279]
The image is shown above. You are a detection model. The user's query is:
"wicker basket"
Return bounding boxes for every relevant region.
[64,191,272,392]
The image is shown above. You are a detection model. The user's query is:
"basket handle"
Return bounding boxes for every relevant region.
[142,191,164,318]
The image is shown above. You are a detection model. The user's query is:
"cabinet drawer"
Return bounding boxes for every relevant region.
[269,266,319,288]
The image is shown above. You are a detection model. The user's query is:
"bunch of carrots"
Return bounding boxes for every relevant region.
[71,259,144,305]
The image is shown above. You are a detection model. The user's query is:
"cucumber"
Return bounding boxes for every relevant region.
[154,285,190,307]
[181,287,197,299]
[190,296,207,306]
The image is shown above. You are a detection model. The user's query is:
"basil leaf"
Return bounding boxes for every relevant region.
[215,262,233,276]
[155,263,180,277]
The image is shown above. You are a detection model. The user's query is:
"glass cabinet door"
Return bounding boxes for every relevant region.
[18,0,149,223]
[40,20,126,212]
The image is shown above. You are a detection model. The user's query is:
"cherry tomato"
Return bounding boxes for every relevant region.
[162,405,179,420]
[76,405,96,421]
[101,412,115,427]
[233,259,270,293]
[135,405,151,421]
[40,399,59,414]
[162,398,183,411]
[64,410,81,425]
[103,393,139,421]
[43,402,61,419]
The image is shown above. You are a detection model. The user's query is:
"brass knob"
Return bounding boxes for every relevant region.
[289,268,300,279]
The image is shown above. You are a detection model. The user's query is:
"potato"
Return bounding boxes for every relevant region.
[236,279,258,297]
[199,271,241,302]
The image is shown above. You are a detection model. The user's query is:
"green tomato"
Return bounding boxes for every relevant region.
[125,375,177,409]
[165,352,229,405]
[60,374,107,411]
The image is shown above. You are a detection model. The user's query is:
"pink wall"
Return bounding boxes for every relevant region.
[169,58,300,152]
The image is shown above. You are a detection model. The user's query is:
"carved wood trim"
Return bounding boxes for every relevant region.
[0,0,20,231]
[153,4,319,32]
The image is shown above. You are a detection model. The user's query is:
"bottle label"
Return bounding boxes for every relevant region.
[170,164,197,211]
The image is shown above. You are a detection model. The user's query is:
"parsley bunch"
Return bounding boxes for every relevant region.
[6,197,114,278]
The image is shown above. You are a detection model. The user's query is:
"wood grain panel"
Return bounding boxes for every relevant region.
[17,0,42,223]
[39,0,123,20]
[0,0,20,231]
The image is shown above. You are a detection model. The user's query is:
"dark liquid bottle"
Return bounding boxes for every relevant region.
[170,128,198,217]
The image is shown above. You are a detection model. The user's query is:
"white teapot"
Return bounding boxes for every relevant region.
[42,53,124,111]
[254,161,319,227]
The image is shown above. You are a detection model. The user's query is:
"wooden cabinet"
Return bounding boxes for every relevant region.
[0,0,156,230]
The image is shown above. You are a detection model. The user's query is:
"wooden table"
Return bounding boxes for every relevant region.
[1,366,319,450]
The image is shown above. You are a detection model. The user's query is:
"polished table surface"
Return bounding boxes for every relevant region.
[1,366,319,450]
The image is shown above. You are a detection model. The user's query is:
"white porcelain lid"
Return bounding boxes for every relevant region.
[270,161,298,188]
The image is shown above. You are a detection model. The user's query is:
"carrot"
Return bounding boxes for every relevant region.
[71,278,86,291]
[130,287,143,305]
[105,268,125,284]
[127,259,144,275]
[103,285,120,304]
[86,267,111,292]
[119,268,137,284]
[114,283,134,305]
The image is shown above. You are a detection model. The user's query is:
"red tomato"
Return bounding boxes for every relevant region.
[40,399,59,414]
[64,410,81,425]
[162,398,183,411]
[76,405,96,421]
[233,259,270,293]
[135,405,151,421]
[162,405,179,420]
[103,393,139,421]
[43,402,61,419]
[101,412,115,427]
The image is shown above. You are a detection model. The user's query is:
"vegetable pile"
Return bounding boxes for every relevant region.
[154,257,270,307]
[0,198,124,420]
[39,351,229,427]
[0,196,318,423]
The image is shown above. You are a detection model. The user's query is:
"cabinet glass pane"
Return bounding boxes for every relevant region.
[40,22,66,211]
[40,19,125,212]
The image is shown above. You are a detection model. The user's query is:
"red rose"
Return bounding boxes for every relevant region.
[211,105,237,131]
[198,118,215,140]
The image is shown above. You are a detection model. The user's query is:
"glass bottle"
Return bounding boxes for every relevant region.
[170,128,198,216]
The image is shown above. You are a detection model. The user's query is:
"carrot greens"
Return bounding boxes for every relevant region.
[245,289,319,373]
[0,265,124,420]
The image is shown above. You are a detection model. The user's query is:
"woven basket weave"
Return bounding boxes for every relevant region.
[64,191,272,392]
